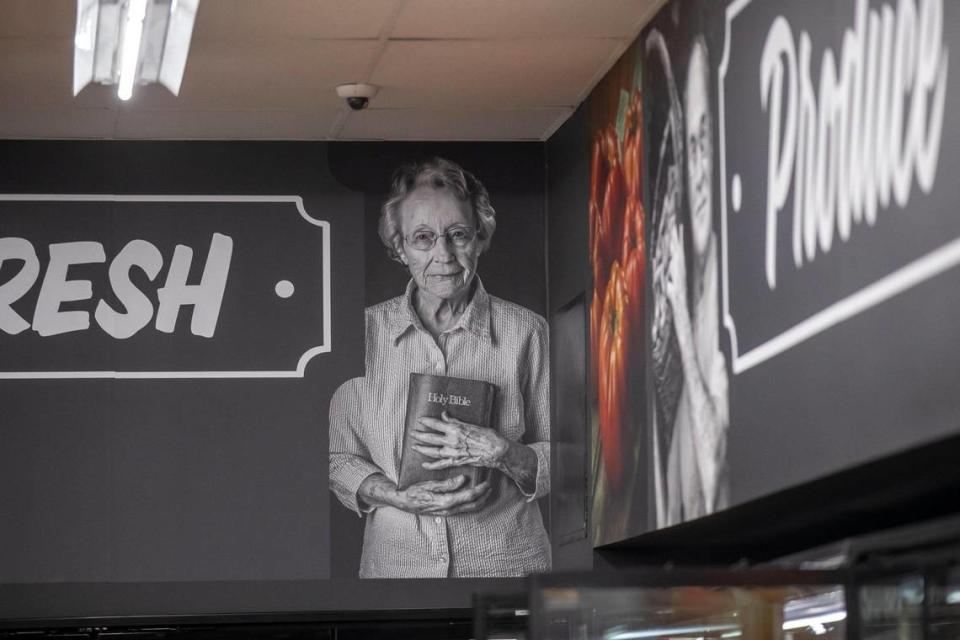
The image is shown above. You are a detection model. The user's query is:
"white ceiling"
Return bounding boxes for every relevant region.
[0,0,662,141]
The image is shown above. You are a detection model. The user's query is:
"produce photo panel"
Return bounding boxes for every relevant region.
[586,38,650,546]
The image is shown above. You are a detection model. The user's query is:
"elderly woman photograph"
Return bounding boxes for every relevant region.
[329,157,551,578]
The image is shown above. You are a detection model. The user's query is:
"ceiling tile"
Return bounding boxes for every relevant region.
[369,39,622,109]
[337,107,572,140]
[0,1,76,38]
[192,0,402,41]
[0,38,123,110]
[122,39,381,110]
[73,83,125,109]
[0,38,76,109]
[0,108,116,139]
[114,109,340,139]
[393,0,656,39]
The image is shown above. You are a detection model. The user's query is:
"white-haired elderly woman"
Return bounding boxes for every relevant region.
[329,157,551,578]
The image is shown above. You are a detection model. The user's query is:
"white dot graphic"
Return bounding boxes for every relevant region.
[732,174,743,213]
[275,280,295,298]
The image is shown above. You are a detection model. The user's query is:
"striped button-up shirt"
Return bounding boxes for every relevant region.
[329,278,551,578]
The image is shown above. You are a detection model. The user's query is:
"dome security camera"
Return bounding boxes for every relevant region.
[347,96,369,110]
[336,83,380,111]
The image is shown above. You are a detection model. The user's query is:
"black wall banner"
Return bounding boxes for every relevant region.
[0,142,364,602]
[640,0,960,535]
[0,141,548,619]
[719,0,960,505]
[719,0,956,374]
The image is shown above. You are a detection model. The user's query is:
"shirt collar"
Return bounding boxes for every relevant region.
[390,277,492,344]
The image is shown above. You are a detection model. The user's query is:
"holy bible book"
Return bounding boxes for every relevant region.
[397,373,498,490]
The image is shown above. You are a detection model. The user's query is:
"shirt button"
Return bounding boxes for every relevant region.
[435,516,442,524]
[439,556,447,563]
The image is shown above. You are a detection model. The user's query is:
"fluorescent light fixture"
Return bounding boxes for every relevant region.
[73,0,200,100]
[781,611,847,630]
[606,624,739,640]
[605,611,846,640]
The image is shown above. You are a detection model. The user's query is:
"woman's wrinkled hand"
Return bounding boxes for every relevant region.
[411,412,509,470]
[358,473,492,516]
[397,475,492,516]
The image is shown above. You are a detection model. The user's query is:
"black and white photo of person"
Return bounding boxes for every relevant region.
[328,157,551,578]
[649,32,730,527]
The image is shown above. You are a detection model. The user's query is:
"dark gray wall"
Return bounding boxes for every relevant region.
[545,107,595,571]
[0,142,364,591]
[547,0,960,560]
